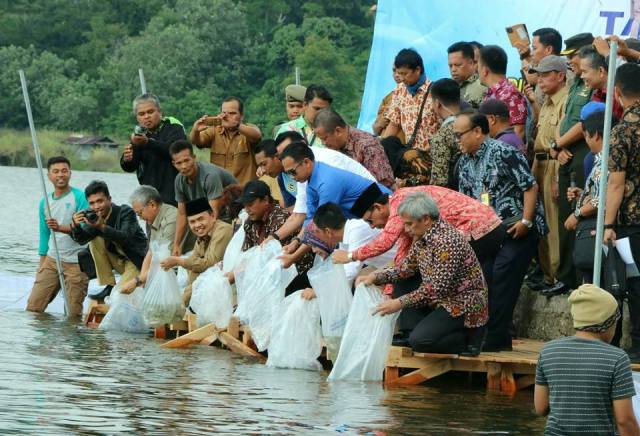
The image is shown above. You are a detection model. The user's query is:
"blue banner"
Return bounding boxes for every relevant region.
[357,0,632,131]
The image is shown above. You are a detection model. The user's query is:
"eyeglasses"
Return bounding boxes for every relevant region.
[133,204,148,217]
[285,161,304,176]
[453,127,475,140]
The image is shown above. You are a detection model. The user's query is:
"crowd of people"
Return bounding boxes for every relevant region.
[23,25,640,434]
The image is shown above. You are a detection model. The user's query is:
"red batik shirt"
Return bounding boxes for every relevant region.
[352,185,501,293]
[344,127,395,188]
[484,78,527,125]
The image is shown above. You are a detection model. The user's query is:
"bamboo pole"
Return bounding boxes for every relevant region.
[19,70,71,317]
[592,41,618,287]
[138,68,147,94]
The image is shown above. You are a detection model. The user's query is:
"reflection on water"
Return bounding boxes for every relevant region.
[0,166,546,434]
[0,310,546,434]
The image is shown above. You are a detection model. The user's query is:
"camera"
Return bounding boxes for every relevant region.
[82,209,99,223]
[133,125,149,136]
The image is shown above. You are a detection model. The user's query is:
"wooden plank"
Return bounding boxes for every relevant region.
[169,320,189,332]
[227,317,240,339]
[486,362,502,390]
[391,359,452,385]
[160,323,218,349]
[218,332,266,362]
[185,313,198,332]
[500,364,517,395]
[384,366,400,383]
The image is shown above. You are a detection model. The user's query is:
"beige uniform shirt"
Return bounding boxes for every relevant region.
[148,203,177,252]
[534,86,568,153]
[182,220,233,305]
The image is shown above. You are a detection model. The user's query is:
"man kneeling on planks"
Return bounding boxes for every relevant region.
[157,197,232,306]
[535,284,639,435]
[357,192,488,357]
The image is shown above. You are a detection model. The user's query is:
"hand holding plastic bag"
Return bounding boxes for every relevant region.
[328,284,400,382]
[267,290,323,371]
[100,284,148,333]
[307,255,353,358]
[142,242,185,327]
[234,240,297,351]
[190,266,234,328]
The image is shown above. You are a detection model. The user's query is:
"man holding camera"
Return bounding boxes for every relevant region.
[70,180,148,300]
[190,96,262,185]
[26,156,90,318]
[120,93,187,206]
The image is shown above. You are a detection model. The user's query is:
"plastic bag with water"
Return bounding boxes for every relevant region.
[328,284,400,381]
[307,255,353,358]
[266,290,323,371]
[99,285,148,333]
[223,211,247,273]
[190,265,234,328]
[234,240,297,351]
[142,242,185,327]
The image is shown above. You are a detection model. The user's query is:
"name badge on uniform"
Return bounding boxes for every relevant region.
[480,191,490,206]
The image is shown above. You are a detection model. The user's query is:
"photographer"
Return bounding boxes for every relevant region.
[190,96,262,185]
[70,180,148,300]
[120,93,187,206]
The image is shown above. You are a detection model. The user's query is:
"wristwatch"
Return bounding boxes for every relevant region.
[135,276,142,287]
[347,252,354,262]
[521,218,533,229]
[573,208,582,219]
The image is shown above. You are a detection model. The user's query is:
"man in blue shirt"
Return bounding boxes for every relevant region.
[454,111,546,352]
[278,142,390,267]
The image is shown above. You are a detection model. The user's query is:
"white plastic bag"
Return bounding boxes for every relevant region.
[223,211,247,273]
[234,240,297,351]
[307,255,353,358]
[176,251,192,289]
[328,284,400,382]
[190,266,234,328]
[267,290,323,371]
[99,285,148,333]
[142,242,185,327]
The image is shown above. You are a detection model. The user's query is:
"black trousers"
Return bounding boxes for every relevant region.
[470,224,508,263]
[484,230,539,347]
[285,271,311,297]
[557,142,589,289]
[392,275,466,354]
[618,226,640,350]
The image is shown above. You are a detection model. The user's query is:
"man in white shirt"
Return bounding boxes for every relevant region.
[26,156,90,317]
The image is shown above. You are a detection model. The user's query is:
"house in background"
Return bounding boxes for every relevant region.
[65,135,118,160]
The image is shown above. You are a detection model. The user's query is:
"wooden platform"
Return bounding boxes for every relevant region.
[385,339,640,394]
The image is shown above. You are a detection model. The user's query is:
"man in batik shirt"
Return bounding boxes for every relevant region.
[454,112,546,352]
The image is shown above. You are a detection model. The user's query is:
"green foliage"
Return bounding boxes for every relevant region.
[0,0,374,154]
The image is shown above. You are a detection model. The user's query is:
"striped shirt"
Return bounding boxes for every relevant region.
[536,336,635,435]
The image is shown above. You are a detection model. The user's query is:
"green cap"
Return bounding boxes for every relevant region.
[285,84,306,102]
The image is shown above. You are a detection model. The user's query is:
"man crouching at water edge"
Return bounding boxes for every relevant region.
[535,285,639,435]
[119,185,179,294]
[159,198,232,307]
[26,156,90,318]
[357,192,488,357]
[70,180,147,300]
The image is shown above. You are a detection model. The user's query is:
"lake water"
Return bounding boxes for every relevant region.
[0,165,546,434]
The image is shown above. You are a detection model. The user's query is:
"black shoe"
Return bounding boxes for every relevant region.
[460,326,487,357]
[89,285,113,301]
[392,337,411,347]
[540,281,570,297]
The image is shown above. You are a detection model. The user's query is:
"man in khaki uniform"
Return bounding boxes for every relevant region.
[530,55,569,294]
[190,96,262,185]
[158,198,233,306]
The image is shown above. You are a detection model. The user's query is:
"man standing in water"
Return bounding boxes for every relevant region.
[26,156,90,318]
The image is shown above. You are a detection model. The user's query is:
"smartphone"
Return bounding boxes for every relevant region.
[204,116,222,127]
[506,23,530,48]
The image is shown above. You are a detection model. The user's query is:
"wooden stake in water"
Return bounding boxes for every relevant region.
[139,68,147,94]
[592,41,618,287]
[19,70,71,317]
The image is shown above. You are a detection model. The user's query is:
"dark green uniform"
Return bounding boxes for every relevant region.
[557,77,593,288]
